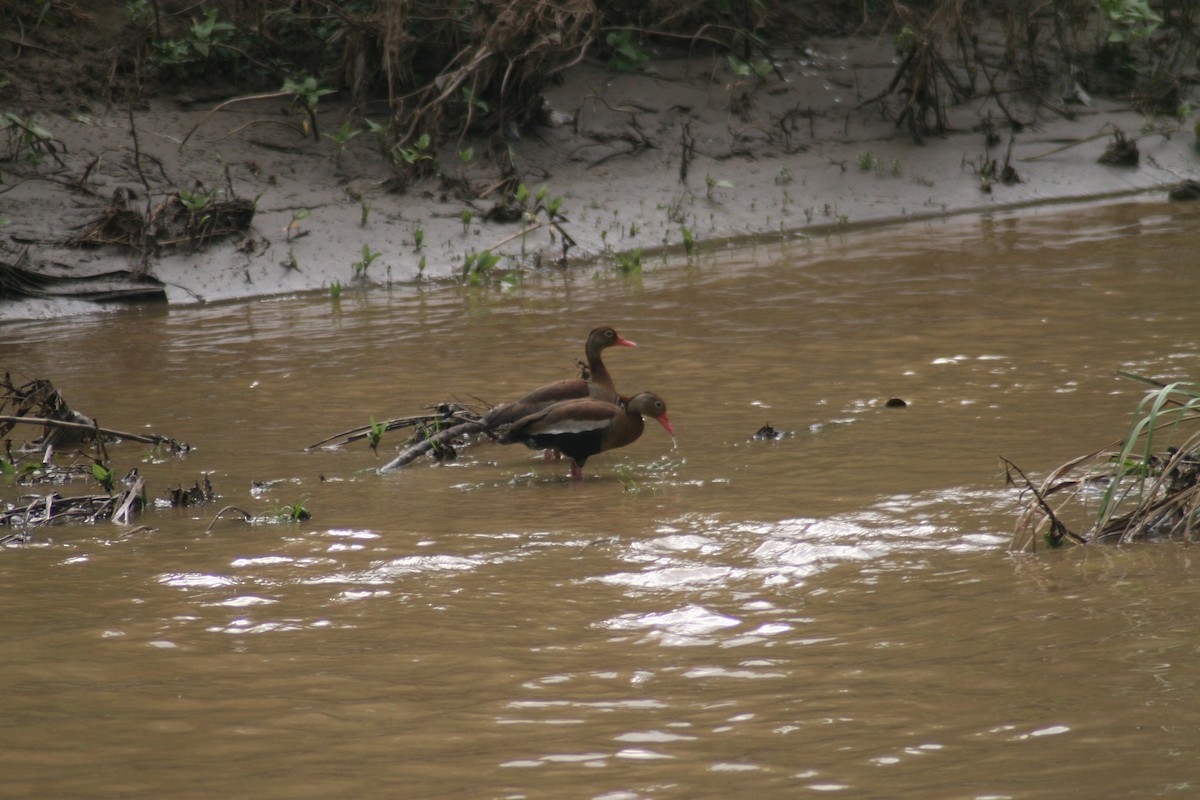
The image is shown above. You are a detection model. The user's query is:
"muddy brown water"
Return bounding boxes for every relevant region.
[3,201,1200,798]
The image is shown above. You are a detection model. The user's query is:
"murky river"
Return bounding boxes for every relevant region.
[3,200,1200,798]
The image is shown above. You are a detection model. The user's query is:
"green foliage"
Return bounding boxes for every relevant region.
[1,112,58,163]
[274,499,311,523]
[1098,0,1163,42]
[681,225,695,255]
[283,76,334,112]
[1095,377,1200,525]
[329,280,342,299]
[352,244,382,276]
[287,208,310,241]
[726,54,772,81]
[323,119,361,165]
[461,249,501,282]
[149,7,236,76]
[460,208,473,234]
[704,173,732,200]
[412,224,425,250]
[615,248,643,273]
[606,30,648,72]
[92,461,115,493]
[367,417,386,454]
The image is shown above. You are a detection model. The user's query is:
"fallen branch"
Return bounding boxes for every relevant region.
[0,415,187,451]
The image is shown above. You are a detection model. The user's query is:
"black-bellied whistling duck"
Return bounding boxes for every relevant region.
[379,326,635,472]
[498,391,674,481]
[481,325,636,428]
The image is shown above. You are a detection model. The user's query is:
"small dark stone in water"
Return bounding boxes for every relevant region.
[885,397,908,408]
[1167,180,1200,202]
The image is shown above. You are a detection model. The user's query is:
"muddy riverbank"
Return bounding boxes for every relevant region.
[3,9,1199,320]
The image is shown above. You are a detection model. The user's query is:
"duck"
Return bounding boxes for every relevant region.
[379,326,636,471]
[481,325,636,428]
[498,391,674,480]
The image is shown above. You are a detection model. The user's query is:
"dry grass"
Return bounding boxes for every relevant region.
[1009,376,1200,552]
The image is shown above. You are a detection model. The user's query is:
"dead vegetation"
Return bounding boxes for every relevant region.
[0,373,201,542]
[1008,374,1200,551]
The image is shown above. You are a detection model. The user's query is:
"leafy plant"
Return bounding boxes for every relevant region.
[367,417,386,454]
[323,119,361,166]
[705,173,732,200]
[615,248,642,273]
[726,54,772,81]
[1099,0,1163,41]
[274,498,311,523]
[461,249,501,282]
[352,244,382,276]
[681,225,695,255]
[606,30,649,73]
[461,208,473,234]
[412,224,425,250]
[287,208,310,242]
[330,280,342,299]
[92,461,115,493]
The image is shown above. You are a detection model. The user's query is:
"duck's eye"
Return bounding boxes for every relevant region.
[605,330,615,339]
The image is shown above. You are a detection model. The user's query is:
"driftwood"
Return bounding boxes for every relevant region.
[305,403,482,450]
[0,415,186,451]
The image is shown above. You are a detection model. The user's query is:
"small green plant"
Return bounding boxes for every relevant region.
[92,461,115,493]
[606,30,649,72]
[287,208,310,241]
[857,151,878,171]
[282,249,300,271]
[330,280,342,299]
[457,147,474,164]
[359,197,371,226]
[461,249,501,283]
[615,248,643,273]
[352,244,382,276]
[412,224,425,250]
[615,465,639,493]
[461,87,490,115]
[366,417,386,454]
[1099,0,1162,41]
[150,8,236,76]
[323,119,360,166]
[274,498,311,523]
[283,76,334,113]
[461,208,473,234]
[1,112,60,164]
[705,173,732,201]
[726,54,772,81]
[393,132,435,172]
[417,255,427,276]
[681,226,695,255]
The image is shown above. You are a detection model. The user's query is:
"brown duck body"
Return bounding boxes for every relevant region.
[499,392,674,480]
[482,326,635,428]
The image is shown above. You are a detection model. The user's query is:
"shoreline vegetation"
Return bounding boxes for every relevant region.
[0,0,1197,316]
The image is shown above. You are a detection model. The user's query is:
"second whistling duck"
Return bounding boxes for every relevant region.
[498,391,674,480]
[482,326,636,428]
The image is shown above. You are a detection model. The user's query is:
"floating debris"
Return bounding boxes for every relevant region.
[1008,374,1200,551]
[885,397,909,408]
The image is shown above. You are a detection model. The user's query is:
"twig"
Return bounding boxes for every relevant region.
[204,506,254,534]
[178,90,315,151]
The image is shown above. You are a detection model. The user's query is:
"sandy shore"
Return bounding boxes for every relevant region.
[3,34,1198,320]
